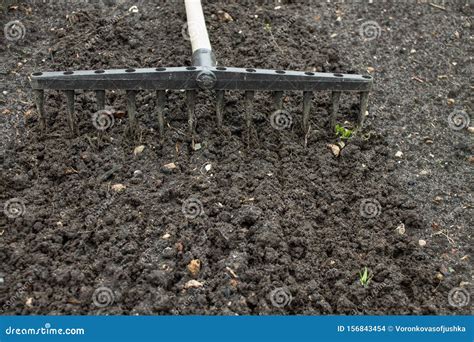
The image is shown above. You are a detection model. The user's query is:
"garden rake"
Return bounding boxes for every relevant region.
[30,0,373,141]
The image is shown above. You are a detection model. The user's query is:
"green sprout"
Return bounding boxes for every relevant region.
[335,124,353,140]
[359,267,373,287]
[264,23,272,32]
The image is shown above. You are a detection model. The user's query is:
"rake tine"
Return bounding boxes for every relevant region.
[216,89,224,129]
[302,91,312,133]
[156,90,166,138]
[245,90,254,144]
[95,90,105,111]
[272,91,284,111]
[65,90,78,136]
[186,90,197,137]
[126,90,137,135]
[33,89,46,131]
[358,91,369,127]
[330,91,341,131]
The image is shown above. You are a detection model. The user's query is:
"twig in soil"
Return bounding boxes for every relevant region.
[428,3,446,11]
[98,164,121,182]
[432,230,455,245]
[411,76,425,83]
[226,267,239,279]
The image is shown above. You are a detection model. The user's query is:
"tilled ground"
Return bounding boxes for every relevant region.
[0,0,472,315]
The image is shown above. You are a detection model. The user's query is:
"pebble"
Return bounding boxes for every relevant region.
[111,184,126,192]
[185,280,203,289]
[418,239,427,247]
[468,127,474,134]
[161,163,176,174]
[419,170,429,176]
[187,259,201,277]
[327,144,340,157]
[133,170,143,178]
[162,233,171,240]
[162,247,175,259]
[133,145,145,156]
[433,196,443,204]
[395,151,403,158]
[395,223,405,235]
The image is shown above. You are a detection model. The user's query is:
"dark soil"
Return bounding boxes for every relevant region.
[0,0,472,315]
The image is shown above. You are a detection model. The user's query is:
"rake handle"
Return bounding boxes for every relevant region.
[185,0,216,67]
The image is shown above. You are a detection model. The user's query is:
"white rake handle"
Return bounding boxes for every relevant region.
[185,0,212,52]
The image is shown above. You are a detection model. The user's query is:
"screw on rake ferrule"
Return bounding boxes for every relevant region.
[196,70,217,90]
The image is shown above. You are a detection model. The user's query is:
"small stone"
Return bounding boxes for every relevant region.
[419,170,429,176]
[468,127,474,134]
[418,239,427,247]
[447,98,455,105]
[133,145,145,156]
[187,259,201,278]
[128,5,139,13]
[433,196,443,204]
[161,163,176,173]
[0,276,4,285]
[162,233,171,240]
[184,279,203,289]
[395,223,405,235]
[367,67,375,73]
[111,184,126,192]
[469,156,474,164]
[327,144,340,157]
[395,151,403,158]
[217,10,233,22]
[435,273,444,281]
[162,247,175,259]
[26,297,33,307]
[193,143,202,151]
[133,170,143,178]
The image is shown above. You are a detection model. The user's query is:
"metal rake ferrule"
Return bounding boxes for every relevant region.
[30,0,373,139]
